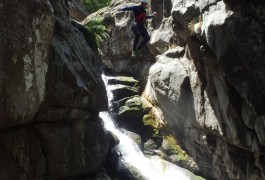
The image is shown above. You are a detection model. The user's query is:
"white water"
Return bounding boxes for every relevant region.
[100,74,196,180]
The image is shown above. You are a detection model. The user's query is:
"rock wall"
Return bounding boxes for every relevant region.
[97,0,265,179]
[146,0,265,179]
[0,0,109,179]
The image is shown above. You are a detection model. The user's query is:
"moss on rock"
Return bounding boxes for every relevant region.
[162,135,189,163]
[118,106,142,115]
[125,96,142,108]
[143,114,160,129]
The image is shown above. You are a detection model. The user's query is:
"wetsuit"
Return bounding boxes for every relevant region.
[121,5,153,50]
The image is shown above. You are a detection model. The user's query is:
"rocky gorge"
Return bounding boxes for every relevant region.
[1,0,265,179]
[86,0,265,179]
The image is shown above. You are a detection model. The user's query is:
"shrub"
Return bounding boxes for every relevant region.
[83,0,111,14]
[85,17,108,47]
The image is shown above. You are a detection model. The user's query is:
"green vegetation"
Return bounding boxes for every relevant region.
[83,0,111,14]
[126,97,142,108]
[142,113,163,138]
[85,17,108,47]
[117,76,139,87]
[143,114,160,129]
[119,106,142,115]
[164,135,189,162]
[141,100,163,139]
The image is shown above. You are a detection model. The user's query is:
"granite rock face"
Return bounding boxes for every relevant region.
[0,0,54,129]
[98,0,265,179]
[67,0,88,21]
[0,0,109,179]
[145,0,265,179]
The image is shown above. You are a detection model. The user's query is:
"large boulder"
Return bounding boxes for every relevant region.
[36,118,109,179]
[201,1,265,115]
[0,0,109,179]
[37,3,108,121]
[67,0,88,21]
[142,1,265,179]
[0,0,54,129]
[117,96,145,133]
[0,128,46,179]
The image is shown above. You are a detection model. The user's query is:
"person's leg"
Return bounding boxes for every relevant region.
[136,27,150,50]
[131,23,142,57]
[133,36,140,50]
[132,23,141,50]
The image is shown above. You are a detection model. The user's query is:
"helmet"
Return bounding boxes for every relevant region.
[141,0,148,3]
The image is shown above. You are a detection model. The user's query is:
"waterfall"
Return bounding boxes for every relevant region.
[100,74,202,180]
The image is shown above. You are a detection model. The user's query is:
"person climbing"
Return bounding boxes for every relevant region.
[119,0,157,58]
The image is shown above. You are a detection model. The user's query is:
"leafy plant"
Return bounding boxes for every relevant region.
[83,0,111,14]
[85,17,108,47]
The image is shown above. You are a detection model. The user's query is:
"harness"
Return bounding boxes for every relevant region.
[136,13,147,24]
[133,5,147,24]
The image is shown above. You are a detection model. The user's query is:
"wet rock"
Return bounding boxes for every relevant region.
[107,76,139,87]
[0,128,46,179]
[35,118,109,179]
[123,129,142,146]
[111,85,139,102]
[144,139,158,150]
[68,1,88,21]
[117,96,144,132]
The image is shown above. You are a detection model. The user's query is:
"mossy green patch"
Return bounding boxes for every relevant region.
[125,96,142,108]
[118,106,142,115]
[143,114,159,129]
[118,76,139,87]
[164,135,189,162]
[141,101,151,112]
[142,113,163,138]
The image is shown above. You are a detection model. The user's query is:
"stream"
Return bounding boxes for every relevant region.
[100,74,203,180]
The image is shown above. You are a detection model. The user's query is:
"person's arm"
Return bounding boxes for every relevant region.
[146,12,157,19]
[120,5,138,11]
[146,15,153,19]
